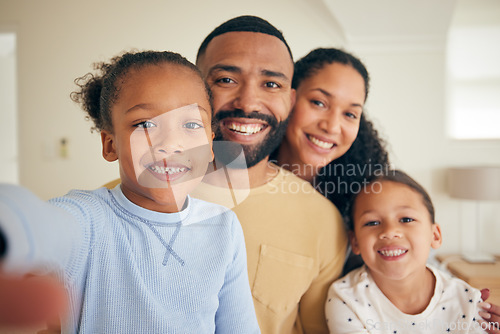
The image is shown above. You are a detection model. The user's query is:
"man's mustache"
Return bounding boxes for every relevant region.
[214,110,278,128]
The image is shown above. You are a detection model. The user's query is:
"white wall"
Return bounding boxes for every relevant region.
[353,46,500,254]
[0,0,345,200]
[340,1,500,255]
[0,0,499,254]
[0,32,17,184]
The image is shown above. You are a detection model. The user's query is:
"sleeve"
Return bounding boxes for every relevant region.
[325,284,369,334]
[298,205,348,334]
[214,211,260,334]
[0,184,100,281]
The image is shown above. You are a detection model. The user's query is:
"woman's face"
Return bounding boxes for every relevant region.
[285,62,365,170]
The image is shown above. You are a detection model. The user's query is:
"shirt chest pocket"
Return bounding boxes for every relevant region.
[252,244,315,314]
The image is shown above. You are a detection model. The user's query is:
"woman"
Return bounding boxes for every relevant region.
[273,50,500,333]
[272,48,389,274]
[274,48,389,217]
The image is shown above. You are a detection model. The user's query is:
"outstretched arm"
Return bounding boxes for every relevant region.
[0,184,99,332]
[0,223,66,329]
[0,274,66,327]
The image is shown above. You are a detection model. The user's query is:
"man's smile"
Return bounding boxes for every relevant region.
[223,120,267,136]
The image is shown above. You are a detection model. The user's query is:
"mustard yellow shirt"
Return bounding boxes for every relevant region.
[192,166,347,334]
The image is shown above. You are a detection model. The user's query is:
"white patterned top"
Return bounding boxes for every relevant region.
[326,265,487,333]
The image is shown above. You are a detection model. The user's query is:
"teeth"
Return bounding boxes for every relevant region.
[308,135,334,149]
[226,123,263,135]
[379,249,407,257]
[150,166,187,175]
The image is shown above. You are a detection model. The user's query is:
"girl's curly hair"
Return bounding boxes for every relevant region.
[71,50,212,132]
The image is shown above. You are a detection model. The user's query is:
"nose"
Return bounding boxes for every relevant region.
[149,129,183,155]
[379,223,402,240]
[232,82,262,113]
[318,109,341,134]
[157,145,182,155]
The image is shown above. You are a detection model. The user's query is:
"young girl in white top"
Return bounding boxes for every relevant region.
[326,170,489,333]
[0,50,259,333]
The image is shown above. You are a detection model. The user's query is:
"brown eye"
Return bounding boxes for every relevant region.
[265,81,280,88]
[345,111,357,119]
[311,100,326,108]
[216,78,234,83]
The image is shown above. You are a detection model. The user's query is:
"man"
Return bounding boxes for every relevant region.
[191,16,347,334]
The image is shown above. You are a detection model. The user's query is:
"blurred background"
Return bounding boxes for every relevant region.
[0,0,499,255]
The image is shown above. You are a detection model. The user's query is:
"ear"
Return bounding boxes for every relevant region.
[349,230,361,255]
[207,132,215,162]
[430,223,443,249]
[101,130,118,162]
[209,145,215,163]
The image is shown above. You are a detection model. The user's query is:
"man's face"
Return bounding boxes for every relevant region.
[197,31,295,168]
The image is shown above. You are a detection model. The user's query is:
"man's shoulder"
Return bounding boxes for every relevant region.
[103,178,120,189]
[192,165,341,219]
[271,166,338,206]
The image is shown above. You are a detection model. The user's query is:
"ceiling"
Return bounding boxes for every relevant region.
[320,0,500,53]
[322,0,456,45]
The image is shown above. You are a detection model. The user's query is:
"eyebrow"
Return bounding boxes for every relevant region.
[312,88,364,108]
[262,69,290,83]
[358,206,417,217]
[208,64,290,83]
[125,103,209,115]
[207,64,241,77]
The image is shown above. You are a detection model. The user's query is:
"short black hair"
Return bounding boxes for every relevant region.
[196,15,293,63]
[347,170,436,230]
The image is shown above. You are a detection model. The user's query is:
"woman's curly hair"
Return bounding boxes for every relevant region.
[314,114,390,216]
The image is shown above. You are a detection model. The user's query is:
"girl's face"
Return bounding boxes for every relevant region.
[101,64,214,213]
[350,181,442,283]
[284,62,365,169]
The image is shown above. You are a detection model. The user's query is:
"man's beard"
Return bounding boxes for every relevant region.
[213,110,289,168]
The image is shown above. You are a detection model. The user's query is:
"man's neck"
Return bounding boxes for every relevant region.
[276,141,315,183]
[246,158,279,188]
[202,157,279,189]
